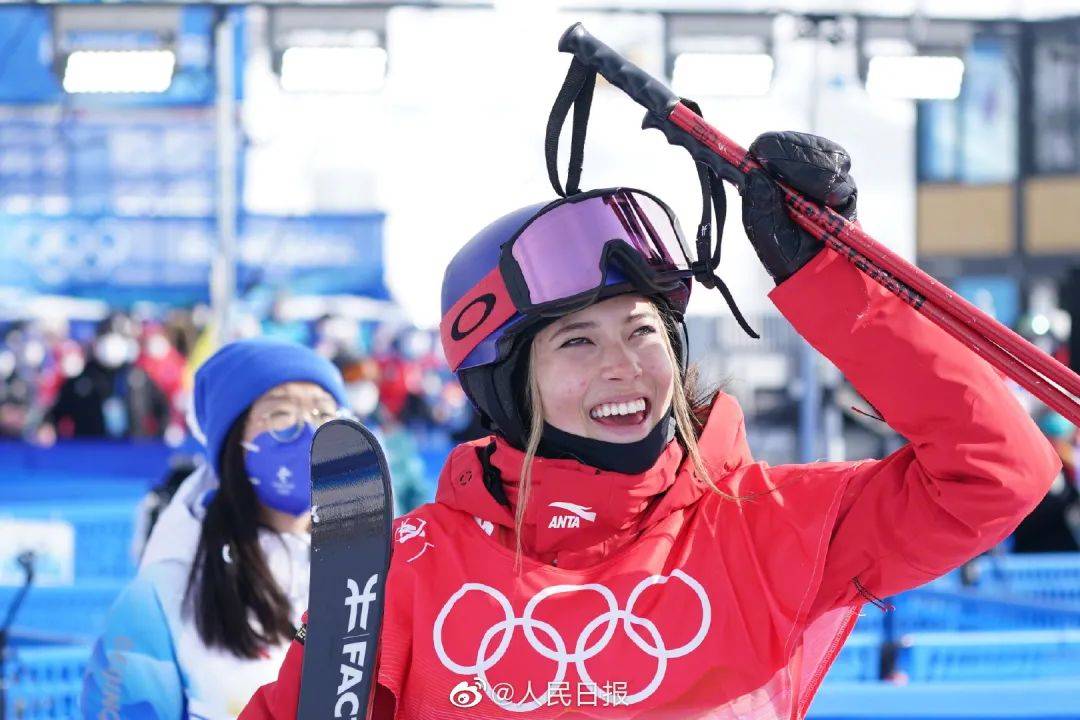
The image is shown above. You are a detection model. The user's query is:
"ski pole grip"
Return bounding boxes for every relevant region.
[640,112,747,190]
[559,23,679,118]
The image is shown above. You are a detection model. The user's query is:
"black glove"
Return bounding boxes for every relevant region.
[740,131,857,284]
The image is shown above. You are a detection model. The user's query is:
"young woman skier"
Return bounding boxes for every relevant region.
[241,131,1058,719]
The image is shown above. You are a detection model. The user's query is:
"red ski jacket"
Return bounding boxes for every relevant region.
[241,249,1058,720]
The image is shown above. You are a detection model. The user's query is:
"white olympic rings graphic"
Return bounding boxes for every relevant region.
[432,569,711,713]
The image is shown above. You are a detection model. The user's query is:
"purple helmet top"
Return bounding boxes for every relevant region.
[440,202,548,371]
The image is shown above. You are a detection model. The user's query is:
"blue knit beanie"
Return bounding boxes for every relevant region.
[193,338,349,472]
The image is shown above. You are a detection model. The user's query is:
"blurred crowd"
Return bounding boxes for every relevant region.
[0,306,479,448]
[1,312,191,444]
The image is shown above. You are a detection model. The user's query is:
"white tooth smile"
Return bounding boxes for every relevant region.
[590,398,647,420]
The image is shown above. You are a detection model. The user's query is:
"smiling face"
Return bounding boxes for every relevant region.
[529,294,676,443]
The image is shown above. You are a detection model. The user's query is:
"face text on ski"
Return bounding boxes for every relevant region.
[334,574,379,719]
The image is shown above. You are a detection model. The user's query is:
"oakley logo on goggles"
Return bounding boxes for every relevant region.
[441,188,693,372]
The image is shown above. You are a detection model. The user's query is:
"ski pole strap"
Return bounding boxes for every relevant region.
[691,164,725,280]
[546,57,596,197]
[695,170,758,340]
[681,99,758,340]
[681,98,726,275]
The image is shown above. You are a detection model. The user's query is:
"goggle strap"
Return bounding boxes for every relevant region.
[546,57,596,197]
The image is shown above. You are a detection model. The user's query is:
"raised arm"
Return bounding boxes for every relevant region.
[768,247,1059,613]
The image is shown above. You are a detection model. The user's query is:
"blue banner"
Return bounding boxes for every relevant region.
[0,212,388,303]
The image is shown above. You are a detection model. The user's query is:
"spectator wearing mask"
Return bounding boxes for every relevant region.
[46,318,170,438]
[82,339,351,719]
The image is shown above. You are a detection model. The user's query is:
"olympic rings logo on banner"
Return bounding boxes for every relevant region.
[432,569,711,713]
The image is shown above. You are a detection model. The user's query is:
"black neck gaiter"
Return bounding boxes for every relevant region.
[536,411,676,474]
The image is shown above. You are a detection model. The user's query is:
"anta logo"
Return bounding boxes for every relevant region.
[547,502,596,529]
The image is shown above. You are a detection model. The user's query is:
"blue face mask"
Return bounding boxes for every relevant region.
[242,422,315,516]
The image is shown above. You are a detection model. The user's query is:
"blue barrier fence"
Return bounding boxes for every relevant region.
[0,439,173,503]
[2,641,90,720]
[829,633,882,682]
[853,587,1080,636]
[895,629,1080,682]
[811,679,1080,719]
[957,554,1080,606]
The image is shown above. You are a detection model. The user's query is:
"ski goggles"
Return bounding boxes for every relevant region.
[441,187,693,372]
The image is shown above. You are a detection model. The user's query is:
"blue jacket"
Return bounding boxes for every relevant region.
[82,467,309,719]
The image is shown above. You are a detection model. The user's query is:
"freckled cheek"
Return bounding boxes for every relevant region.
[549,377,590,419]
[641,350,675,400]
[537,360,592,423]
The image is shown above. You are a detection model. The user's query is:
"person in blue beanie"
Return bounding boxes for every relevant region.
[82,338,351,720]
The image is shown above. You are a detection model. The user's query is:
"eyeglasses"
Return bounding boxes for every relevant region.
[257,403,355,442]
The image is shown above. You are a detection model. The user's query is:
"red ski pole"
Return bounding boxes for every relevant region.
[666,101,1080,401]
[558,23,1080,426]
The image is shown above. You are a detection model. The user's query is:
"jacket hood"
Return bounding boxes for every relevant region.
[434,392,753,566]
[139,463,217,568]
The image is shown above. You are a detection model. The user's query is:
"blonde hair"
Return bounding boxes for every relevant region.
[513,302,731,568]
[514,364,546,568]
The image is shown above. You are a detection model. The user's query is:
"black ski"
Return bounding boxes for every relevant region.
[299,418,394,720]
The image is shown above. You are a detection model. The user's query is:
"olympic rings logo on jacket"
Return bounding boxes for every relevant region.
[431,569,711,713]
